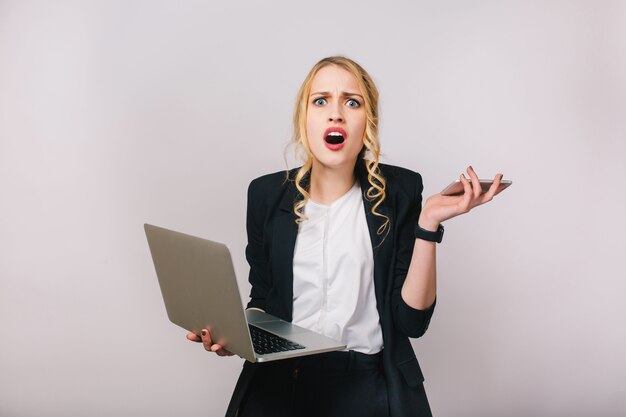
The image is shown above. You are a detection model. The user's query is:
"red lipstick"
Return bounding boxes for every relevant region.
[323,127,347,151]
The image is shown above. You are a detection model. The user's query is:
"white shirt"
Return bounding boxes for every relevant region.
[291,181,384,354]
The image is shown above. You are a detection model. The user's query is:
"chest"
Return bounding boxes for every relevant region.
[292,187,374,295]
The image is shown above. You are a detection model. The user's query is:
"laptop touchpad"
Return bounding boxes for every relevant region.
[254,321,310,336]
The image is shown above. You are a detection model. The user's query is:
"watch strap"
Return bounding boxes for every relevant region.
[414,224,444,243]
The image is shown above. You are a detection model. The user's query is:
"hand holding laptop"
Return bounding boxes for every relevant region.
[144,223,345,362]
[186,328,234,357]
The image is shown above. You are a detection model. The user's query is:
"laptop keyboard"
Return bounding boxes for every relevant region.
[249,324,306,355]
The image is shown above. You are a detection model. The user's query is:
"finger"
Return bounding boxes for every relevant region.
[459,173,472,213]
[492,173,505,196]
[201,329,213,351]
[214,347,234,357]
[467,166,482,199]
[481,173,502,203]
[211,344,232,356]
[186,332,201,343]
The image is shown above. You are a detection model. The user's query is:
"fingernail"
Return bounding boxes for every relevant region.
[201,330,207,337]
[469,165,473,170]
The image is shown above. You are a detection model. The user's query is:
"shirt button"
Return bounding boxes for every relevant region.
[292,368,299,380]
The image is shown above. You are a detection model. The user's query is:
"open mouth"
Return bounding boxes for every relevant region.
[325,132,345,145]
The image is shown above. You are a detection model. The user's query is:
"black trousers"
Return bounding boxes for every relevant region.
[238,350,389,417]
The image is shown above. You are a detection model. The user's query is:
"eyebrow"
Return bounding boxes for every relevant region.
[310,91,364,99]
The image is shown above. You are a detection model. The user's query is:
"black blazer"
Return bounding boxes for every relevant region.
[226,159,436,417]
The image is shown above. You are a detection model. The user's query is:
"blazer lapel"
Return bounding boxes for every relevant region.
[272,175,300,321]
[356,160,394,312]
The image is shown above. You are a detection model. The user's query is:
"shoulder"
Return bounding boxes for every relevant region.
[377,162,423,197]
[248,168,294,194]
[246,168,299,213]
[378,162,422,182]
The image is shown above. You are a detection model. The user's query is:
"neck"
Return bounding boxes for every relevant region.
[309,160,357,206]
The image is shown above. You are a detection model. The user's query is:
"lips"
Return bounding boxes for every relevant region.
[324,127,347,151]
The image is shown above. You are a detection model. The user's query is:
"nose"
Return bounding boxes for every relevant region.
[328,100,344,123]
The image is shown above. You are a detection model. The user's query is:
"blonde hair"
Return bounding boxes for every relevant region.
[289,56,389,236]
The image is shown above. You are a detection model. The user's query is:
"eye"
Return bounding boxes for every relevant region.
[346,98,361,108]
[313,97,327,106]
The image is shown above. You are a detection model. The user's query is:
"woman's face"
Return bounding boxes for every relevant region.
[305,65,366,171]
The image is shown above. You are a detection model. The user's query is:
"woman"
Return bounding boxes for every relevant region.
[187,56,504,417]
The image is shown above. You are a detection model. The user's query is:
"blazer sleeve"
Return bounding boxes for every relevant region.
[391,171,436,338]
[244,178,270,311]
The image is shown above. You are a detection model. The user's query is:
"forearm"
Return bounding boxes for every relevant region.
[401,217,438,310]
[400,166,505,311]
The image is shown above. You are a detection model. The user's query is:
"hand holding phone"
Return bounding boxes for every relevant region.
[419,167,508,229]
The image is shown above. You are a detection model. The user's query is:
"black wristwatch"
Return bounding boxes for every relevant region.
[414,224,444,243]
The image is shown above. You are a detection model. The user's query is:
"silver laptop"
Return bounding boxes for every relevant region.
[144,223,346,362]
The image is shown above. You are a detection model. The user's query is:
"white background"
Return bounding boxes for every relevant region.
[1,1,625,416]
